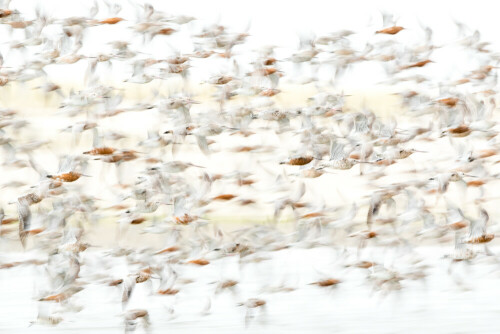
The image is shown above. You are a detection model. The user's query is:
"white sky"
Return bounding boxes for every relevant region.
[7,0,500,46]
[2,0,500,90]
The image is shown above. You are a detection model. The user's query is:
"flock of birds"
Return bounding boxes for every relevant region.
[1,1,500,332]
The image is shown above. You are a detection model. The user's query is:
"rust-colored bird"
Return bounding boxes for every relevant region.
[109,279,124,286]
[83,147,116,155]
[155,246,180,254]
[442,125,471,137]
[212,194,237,201]
[0,9,13,18]
[174,213,197,225]
[1,217,17,225]
[99,17,124,25]
[130,217,146,225]
[135,268,152,283]
[188,259,210,266]
[155,27,176,36]
[259,88,281,97]
[400,60,433,70]
[39,286,84,303]
[310,278,341,287]
[376,26,404,35]
[219,279,238,289]
[280,156,314,166]
[47,171,85,182]
[437,97,460,107]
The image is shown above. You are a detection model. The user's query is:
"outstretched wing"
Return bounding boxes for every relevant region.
[122,276,136,310]
[470,208,489,238]
[329,139,346,161]
[17,201,31,247]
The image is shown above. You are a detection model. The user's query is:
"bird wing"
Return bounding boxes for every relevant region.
[195,135,210,155]
[17,201,31,247]
[173,196,186,217]
[329,139,346,160]
[122,277,136,310]
[471,208,489,237]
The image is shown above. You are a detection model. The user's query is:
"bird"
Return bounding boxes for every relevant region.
[2,2,500,332]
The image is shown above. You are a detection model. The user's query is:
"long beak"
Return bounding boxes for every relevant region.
[188,163,205,168]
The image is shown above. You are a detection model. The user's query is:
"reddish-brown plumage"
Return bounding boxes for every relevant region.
[0,262,18,269]
[301,212,323,219]
[235,146,257,152]
[312,278,341,287]
[99,17,124,24]
[467,180,485,187]
[466,234,494,244]
[447,221,468,230]
[40,293,66,302]
[121,150,140,161]
[285,156,314,166]
[253,68,277,76]
[214,76,232,85]
[251,300,266,307]
[39,288,83,303]
[401,59,432,70]
[455,78,470,85]
[7,21,32,29]
[157,288,179,295]
[1,218,18,225]
[28,228,45,235]
[166,56,189,65]
[156,28,176,35]
[376,26,404,35]
[136,268,152,283]
[374,159,396,166]
[447,125,471,137]
[477,149,497,158]
[83,147,116,155]
[188,259,210,266]
[0,9,13,18]
[220,280,238,288]
[263,57,277,66]
[49,172,82,182]
[259,88,280,97]
[101,154,124,163]
[437,97,460,107]
[356,261,375,269]
[175,214,197,225]
[155,246,180,254]
[130,217,146,225]
[349,153,361,160]
[237,179,255,186]
[109,279,123,286]
[239,199,256,206]
[213,194,237,201]
[144,157,162,164]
